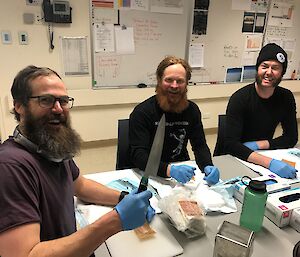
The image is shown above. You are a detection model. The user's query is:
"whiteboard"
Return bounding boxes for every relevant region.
[91,2,192,88]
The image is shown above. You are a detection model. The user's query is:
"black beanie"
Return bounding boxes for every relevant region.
[256,43,288,75]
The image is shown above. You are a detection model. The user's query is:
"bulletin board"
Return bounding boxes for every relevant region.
[90,1,192,88]
[189,0,300,84]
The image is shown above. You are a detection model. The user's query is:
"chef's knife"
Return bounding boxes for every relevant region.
[137,114,166,193]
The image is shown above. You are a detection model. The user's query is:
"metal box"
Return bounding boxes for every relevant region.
[213,221,254,257]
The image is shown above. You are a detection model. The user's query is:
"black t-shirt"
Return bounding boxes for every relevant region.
[225,83,298,160]
[129,95,213,177]
[0,137,79,240]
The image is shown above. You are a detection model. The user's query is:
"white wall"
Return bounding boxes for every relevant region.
[0,0,91,140]
[0,1,91,90]
[1,1,300,174]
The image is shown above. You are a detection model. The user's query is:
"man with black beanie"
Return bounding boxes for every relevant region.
[224,43,298,179]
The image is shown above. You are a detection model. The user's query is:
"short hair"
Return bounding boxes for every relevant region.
[11,65,61,121]
[156,56,192,83]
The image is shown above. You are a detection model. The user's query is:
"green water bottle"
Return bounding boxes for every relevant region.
[240,176,268,232]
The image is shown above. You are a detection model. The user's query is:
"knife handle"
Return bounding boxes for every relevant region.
[137,176,148,193]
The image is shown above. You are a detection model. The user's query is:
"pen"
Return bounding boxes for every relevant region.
[249,168,263,176]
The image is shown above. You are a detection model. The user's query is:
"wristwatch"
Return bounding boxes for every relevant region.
[118,191,129,202]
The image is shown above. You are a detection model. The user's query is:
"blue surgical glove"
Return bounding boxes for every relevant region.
[243,141,259,151]
[269,159,297,179]
[115,189,152,230]
[146,205,156,223]
[203,166,220,185]
[170,164,196,184]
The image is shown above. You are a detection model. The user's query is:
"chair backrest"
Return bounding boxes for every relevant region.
[213,114,227,156]
[116,119,133,170]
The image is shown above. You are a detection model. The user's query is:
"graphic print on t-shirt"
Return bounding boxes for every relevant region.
[170,128,186,159]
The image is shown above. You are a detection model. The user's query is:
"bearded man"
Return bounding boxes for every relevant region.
[225,43,298,179]
[0,66,155,257]
[129,56,220,185]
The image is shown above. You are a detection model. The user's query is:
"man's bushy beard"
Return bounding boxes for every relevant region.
[256,73,282,88]
[23,109,82,160]
[156,85,189,113]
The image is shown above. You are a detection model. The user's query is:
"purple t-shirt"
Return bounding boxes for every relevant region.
[0,137,79,240]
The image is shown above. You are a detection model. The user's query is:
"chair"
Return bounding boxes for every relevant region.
[116,119,133,170]
[213,114,227,156]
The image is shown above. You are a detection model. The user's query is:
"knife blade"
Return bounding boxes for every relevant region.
[137,114,166,193]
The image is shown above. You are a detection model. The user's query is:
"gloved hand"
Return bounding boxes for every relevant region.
[146,205,156,223]
[203,166,220,185]
[269,159,297,179]
[115,189,152,230]
[243,141,259,151]
[170,164,196,184]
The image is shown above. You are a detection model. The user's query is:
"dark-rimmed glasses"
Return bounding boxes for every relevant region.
[29,94,74,109]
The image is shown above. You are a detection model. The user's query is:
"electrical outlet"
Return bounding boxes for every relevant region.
[18,31,29,45]
[35,12,44,25]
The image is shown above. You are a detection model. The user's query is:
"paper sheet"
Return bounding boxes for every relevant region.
[61,37,89,75]
[115,26,135,54]
[188,43,204,68]
[268,0,294,27]
[245,34,263,51]
[93,23,115,52]
[150,0,184,14]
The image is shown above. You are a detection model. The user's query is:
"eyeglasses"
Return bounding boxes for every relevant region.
[29,94,74,109]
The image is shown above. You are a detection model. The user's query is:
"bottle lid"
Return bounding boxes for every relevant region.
[248,180,266,193]
[241,176,267,193]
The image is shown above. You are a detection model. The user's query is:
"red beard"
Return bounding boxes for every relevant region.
[156,85,189,113]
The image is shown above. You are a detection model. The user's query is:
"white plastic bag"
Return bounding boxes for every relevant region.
[158,188,206,238]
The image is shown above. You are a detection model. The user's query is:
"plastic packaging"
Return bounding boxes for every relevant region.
[158,188,206,238]
[240,176,268,232]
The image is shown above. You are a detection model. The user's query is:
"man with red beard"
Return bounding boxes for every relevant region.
[129,56,220,185]
[225,43,298,179]
[0,66,155,257]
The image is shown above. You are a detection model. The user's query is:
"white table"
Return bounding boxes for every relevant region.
[84,155,300,257]
[94,244,110,257]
